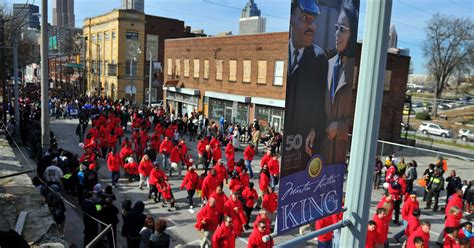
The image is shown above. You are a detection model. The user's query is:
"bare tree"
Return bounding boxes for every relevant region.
[423,13,473,116]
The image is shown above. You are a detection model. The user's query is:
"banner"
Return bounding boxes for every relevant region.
[277,0,359,234]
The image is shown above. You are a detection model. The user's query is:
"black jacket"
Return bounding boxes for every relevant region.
[149,231,171,248]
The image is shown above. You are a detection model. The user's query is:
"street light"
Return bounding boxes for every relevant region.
[85,36,101,97]
[129,47,141,104]
[148,50,153,108]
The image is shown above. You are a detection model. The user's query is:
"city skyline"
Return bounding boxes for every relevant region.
[3,0,473,74]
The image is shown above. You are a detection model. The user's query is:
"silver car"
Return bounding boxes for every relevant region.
[418,122,453,138]
[458,129,474,142]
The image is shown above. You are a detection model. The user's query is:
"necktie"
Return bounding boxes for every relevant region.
[331,61,340,101]
[290,49,299,74]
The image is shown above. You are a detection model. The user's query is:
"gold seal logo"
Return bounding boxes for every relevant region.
[308,157,323,178]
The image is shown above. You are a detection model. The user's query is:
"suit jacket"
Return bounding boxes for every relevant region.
[321,55,354,165]
[282,43,328,177]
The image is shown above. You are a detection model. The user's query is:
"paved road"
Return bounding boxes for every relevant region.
[45,118,472,247]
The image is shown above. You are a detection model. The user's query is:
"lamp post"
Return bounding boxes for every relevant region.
[40,0,50,149]
[85,37,101,97]
[148,50,153,108]
[129,47,141,104]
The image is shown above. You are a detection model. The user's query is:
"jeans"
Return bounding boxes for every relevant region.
[373,173,382,189]
[332,229,341,248]
[245,160,254,178]
[162,154,170,170]
[318,240,332,248]
[139,175,149,189]
[271,175,279,187]
[111,171,120,185]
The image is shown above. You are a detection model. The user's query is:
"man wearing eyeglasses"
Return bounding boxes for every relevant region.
[212,216,236,248]
[248,219,274,248]
[282,0,328,176]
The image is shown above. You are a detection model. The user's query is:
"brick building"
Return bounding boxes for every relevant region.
[163,32,410,142]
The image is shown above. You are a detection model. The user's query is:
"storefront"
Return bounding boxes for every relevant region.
[164,87,200,116]
[205,91,251,127]
[252,97,285,132]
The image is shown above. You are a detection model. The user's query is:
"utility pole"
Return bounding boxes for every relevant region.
[148,51,153,107]
[1,17,6,123]
[97,44,100,97]
[40,0,50,149]
[13,32,20,131]
[339,0,393,247]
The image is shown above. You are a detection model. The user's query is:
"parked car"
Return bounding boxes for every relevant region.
[403,107,415,115]
[458,129,474,142]
[411,101,423,108]
[438,104,450,110]
[423,106,432,113]
[418,122,453,138]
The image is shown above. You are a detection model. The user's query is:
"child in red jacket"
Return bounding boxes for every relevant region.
[158,177,177,211]
[366,220,377,248]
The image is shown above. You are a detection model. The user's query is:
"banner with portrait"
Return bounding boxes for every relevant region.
[277,0,360,234]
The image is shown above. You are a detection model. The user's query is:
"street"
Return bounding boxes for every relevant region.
[45,118,470,247]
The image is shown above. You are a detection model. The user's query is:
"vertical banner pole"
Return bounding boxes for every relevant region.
[41,0,50,149]
[340,0,392,247]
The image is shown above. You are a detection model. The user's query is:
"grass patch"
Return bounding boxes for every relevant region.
[401,133,474,151]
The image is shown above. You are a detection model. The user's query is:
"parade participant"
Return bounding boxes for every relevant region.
[214,159,229,187]
[262,187,278,225]
[99,134,109,158]
[209,135,219,149]
[151,133,162,154]
[157,177,177,211]
[138,155,153,190]
[377,192,394,218]
[224,193,246,237]
[203,145,213,174]
[144,144,157,164]
[159,136,173,171]
[394,208,421,244]
[229,171,244,193]
[108,132,118,153]
[124,157,139,182]
[260,149,272,169]
[106,147,122,187]
[242,182,259,229]
[212,216,237,248]
[247,219,273,248]
[258,165,271,208]
[315,215,335,247]
[225,141,236,173]
[201,169,219,202]
[197,136,208,169]
[119,143,134,161]
[212,144,223,165]
[425,168,444,211]
[388,174,404,224]
[253,209,271,230]
[180,166,199,209]
[443,227,459,248]
[148,163,167,203]
[446,188,464,217]
[373,208,388,248]
[244,144,256,178]
[445,206,462,229]
[240,168,250,189]
[268,153,280,187]
[114,124,124,146]
[169,145,182,177]
[407,221,431,248]
[195,197,220,247]
[366,221,377,248]
[139,216,154,248]
[121,137,132,149]
[209,186,229,222]
[386,160,397,182]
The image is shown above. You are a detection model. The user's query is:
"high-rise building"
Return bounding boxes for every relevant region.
[121,0,145,13]
[388,25,398,48]
[239,0,266,35]
[53,0,75,28]
[12,4,40,30]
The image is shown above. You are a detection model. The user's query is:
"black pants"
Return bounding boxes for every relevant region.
[107,224,117,248]
[204,162,210,175]
[373,173,382,189]
[187,189,195,207]
[406,179,414,193]
[244,205,253,225]
[149,185,158,200]
[393,199,402,223]
[426,191,440,210]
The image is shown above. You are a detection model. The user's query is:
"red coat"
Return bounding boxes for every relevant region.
[252,214,271,229]
[244,146,255,161]
[212,223,236,248]
[373,214,388,244]
[386,165,397,182]
[195,204,220,231]
[202,174,219,200]
[242,187,258,208]
[159,140,173,155]
[151,139,161,153]
[119,146,133,160]
[108,134,118,148]
[114,126,124,137]
[445,194,463,216]
[224,199,246,236]
[209,191,228,216]
[388,178,403,201]
[445,212,461,228]
[405,215,420,237]
[443,235,458,248]
[260,154,271,168]
[149,168,166,186]
[138,160,153,176]
[229,178,244,193]
[209,137,219,149]
[107,152,122,172]
[180,170,199,190]
[377,197,394,221]
[262,192,278,213]
[407,226,430,248]
[247,229,273,248]
[241,173,250,188]
[316,215,334,242]
[457,229,474,248]
[259,173,270,192]
[124,162,139,175]
[268,159,280,176]
[165,127,174,139]
[179,142,188,155]
[214,163,228,184]
[158,182,173,200]
[401,199,419,221]
[212,146,222,163]
[197,140,207,155]
[170,147,181,163]
[365,229,376,248]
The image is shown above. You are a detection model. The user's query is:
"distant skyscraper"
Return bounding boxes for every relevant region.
[239,0,266,35]
[52,0,75,28]
[122,0,145,13]
[13,4,40,30]
[388,25,398,48]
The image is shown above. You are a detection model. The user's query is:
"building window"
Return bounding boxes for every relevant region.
[274,60,285,86]
[229,60,237,82]
[105,32,110,40]
[257,60,267,84]
[167,59,173,76]
[91,34,96,43]
[98,33,103,42]
[204,60,209,79]
[243,60,251,83]
[216,60,223,81]
[125,61,138,76]
[184,59,190,77]
[112,31,116,39]
[175,59,181,77]
[193,59,200,78]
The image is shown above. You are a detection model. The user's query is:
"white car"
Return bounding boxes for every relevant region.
[418,122,453,138]
[458,129,474,142]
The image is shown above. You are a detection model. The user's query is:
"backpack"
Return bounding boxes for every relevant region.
[390,179,401,190]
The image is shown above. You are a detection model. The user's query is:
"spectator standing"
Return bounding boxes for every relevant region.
[445,170,462,205]
[149,219,171,248]
[405,162,418,194]
[139,216,154,248]
[425,169,444,211]
[373,157,383,190]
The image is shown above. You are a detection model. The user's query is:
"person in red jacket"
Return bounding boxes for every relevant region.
[138,155,153,190]
[214,159,228,187]
[247,219,273,248]
[114,125,124,145]
[229,172,244,193]
[377,193,394,223]
[150,134,161,154]
[160,136,173,171]
[148,163,167,202]
[253,209,271,230]
[244,144,256,178]
[195,197,220,247]
[209,136,219,149]
[123,157,139,182]
[242,182,259,229]
[268,153,280,187]
[262,187,278,225]
[373,208,388,247]
[446,188,464,217]
[209,186,228,221]
[169,145,182,178]
[366,221,377,248]
[388,174,404,224]
[157,177,176,211]
[394,193,420,242]
[108,133,118,151]
[197,136,207,169]
[212,145,223,165]
[316,215,334,247]
[212,216,236,248]
[106,147,122,186]
[260,149,272,169]
[226,142,236,173]
[259,165,271,198]
[443,226,459,248]
[224,193,246,237]
[119,143,133,162]
[240,168,250,189]
[446,206,463,229]
[180,166,199,209]
[202,169,219,202]
[405,209,421,244]
[407,221,431,248]
[457,222,473,247]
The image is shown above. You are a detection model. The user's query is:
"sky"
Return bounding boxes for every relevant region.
[3,0,474,75]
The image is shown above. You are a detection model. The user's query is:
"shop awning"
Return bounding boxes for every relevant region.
[205,91,251,103]
[251,97,286,108]
[163,80,179,88]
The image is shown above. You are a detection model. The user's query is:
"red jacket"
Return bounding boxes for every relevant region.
[242,187,258,208]
[225,143,235,161]
[138,160,153,176]
[316,215,334,242]
[214,163,228,184]
[443,234,458,248]
[108,134,118,148]
[445,212,461,229]
[262,192,278,213]
[247,228,273,248]
[377,197,394,220]
[229,178,244,193]
[202,174,219,200]
[373,214,388,244]
[195,204,220,231]
[151,138,161,153]
[114,126,124,137]
[209,191,228,215]
[197,140,207,155]
[457,228,474,248]
[119,146,133,160]
[158,181,173,200]
[386,165,397,182]
[180,170,199,190]
[124,162,139,175]
[224,199,246,236]
[165,127,174,139]
[445,194,463,216]
[149,168,166,186]
[244,146,256,161]
[365,229,376,248]
[106,152,122,172]
[212,223,236,248]
[253,215,271,230]
[388,178,404,201]
[212,146,222,163]
[170,147,181,163]
[401,199,419,221]
[405,215,420,237]
[159,140,173,155]
[209,137,219,149]
[260,154,271,168]
[259,173,270,192]
[240,173,250,188]
[268,159,280,176]
[407,226,430,248]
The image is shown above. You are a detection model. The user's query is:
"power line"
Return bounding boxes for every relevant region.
[202,0,288,21]
[397,0,435,16]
